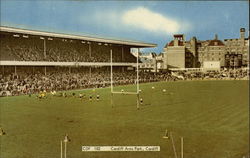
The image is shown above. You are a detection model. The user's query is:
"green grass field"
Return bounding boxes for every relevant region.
[0,80,249,158]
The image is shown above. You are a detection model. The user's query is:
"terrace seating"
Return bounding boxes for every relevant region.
[0,70,171,96]
[0,35,137,63]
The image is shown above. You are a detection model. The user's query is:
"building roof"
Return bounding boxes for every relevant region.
[0,26,157,48]
[224,37,249,41]
[166,40,184,47]
[208,39,225,46]
[174,34,184,38]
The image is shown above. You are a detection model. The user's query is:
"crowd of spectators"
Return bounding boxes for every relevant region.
[1,36,44,61]
[0,67,248,97]
[0,70,167,96]
[0,34,136,63]
[172,68,249,80]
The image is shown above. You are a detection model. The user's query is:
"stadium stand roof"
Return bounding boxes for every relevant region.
[0,26,157,48]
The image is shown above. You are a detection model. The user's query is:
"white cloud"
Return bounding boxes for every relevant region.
[122,7,181,34]
[78,7,191,37]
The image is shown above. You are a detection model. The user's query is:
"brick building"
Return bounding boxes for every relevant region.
[224,28,249,67]
[163,28,249,69]
[197,34,226,68]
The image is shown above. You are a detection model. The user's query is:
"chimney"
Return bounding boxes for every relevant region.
[240,28,245,39]
[174,38,178,46]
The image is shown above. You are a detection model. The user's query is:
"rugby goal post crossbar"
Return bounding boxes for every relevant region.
[110,49,140,109]
[111,91,138,95]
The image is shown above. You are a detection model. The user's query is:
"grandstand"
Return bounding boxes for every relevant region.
[0,26,156,63]
[0,26,158,96]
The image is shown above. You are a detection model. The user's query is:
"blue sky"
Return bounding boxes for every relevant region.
[1,0,249,53]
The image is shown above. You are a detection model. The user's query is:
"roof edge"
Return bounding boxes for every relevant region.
[0,26,157,48]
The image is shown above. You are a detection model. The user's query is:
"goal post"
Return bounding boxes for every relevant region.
[110,49,140,109]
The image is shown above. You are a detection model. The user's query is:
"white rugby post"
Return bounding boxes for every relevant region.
[110,48,140,109]
[136,48,140,109]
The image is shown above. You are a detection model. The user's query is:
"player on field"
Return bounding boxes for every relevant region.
[37,91,44,100]
[63,92,67,98]
[41,92,46,98]
[51,90,57,96]
[79,93,83,99]
[89,95,92,101]
[140,98,143,105]
[38,94,42,100]
[96,94,100,101]
[0,127,6,135]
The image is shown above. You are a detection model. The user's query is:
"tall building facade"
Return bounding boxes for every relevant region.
[224,28,249,67]
[197,34,226,68]
[163,34,186,68]
[163,28,249,69]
